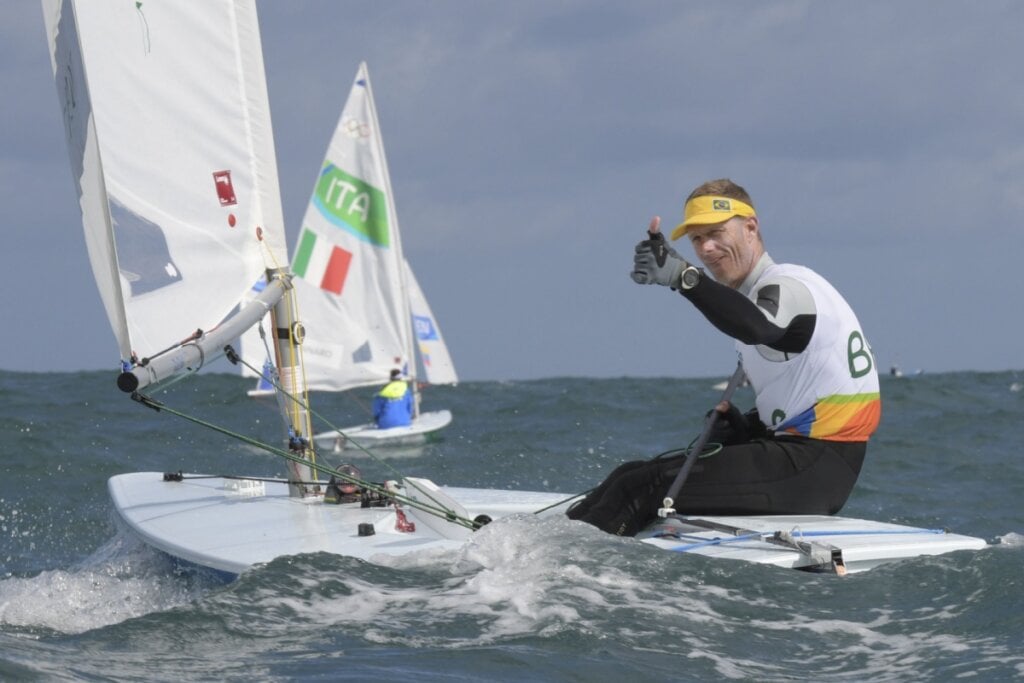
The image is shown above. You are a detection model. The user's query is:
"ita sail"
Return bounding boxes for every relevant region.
[261,62,457,451]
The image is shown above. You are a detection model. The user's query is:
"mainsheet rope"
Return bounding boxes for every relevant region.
[129,390,481,531]
[226,345,419,483]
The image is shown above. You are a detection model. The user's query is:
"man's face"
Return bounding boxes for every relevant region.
[685,215,761,288]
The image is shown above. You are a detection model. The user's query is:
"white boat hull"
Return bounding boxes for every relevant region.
[313,409,453,451]
[109,472,986,579]
[636,514,987,574]
[108,472,569,577]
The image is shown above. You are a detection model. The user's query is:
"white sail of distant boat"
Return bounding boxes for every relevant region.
[259,62,457,450]
[43,1,987,580]
[404,258,457,385]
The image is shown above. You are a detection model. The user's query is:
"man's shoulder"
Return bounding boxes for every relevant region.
[762,261,821,280]
[754,265,817,319]
[760,263,836,295]
[757,263,819,290]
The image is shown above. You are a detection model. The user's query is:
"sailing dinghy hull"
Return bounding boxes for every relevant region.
[636,514,986,574]
[109,473,986,578]
[313,409,453,451]
[108,472,569,578]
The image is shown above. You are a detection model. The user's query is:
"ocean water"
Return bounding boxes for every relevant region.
[1,369,1022,682]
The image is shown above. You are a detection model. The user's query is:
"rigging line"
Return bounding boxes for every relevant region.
[248,302,440,511]
[532,492,586,514]
[667,532,764,553]
[227,342,305,472]
[251,324,295,438]
[259,230,286,273]
[227,347,426,489]
[664,527,946,554]
[137,329,203,366]
[231,349,348,436]
[783,528,948,537]
[257,319,274,366]
[346,390,375,419]
[172,473,381,487]
[231,343,539,522]
[231,347,369,447]
[131,391,477,530]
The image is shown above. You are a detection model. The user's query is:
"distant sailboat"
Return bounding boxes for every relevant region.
[245,62,456,451]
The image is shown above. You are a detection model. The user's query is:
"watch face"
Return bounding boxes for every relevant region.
[682,267,700,289]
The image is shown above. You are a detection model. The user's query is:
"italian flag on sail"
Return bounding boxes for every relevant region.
[292,228,353,295]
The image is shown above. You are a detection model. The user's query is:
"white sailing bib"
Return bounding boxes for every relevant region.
[738,263,880,441]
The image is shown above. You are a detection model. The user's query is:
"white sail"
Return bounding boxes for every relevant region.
[290,62,434,393]
[42,0,286,365]
[405,260,458,385]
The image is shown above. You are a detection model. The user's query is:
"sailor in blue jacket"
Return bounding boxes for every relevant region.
[373,369,413,429]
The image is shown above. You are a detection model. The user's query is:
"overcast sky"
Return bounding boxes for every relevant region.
[4,1,1023,381]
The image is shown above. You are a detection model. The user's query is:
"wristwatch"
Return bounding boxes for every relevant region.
[679,265,701,290]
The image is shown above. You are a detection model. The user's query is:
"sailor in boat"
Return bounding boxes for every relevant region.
[373,369,414,429]
[569,179,881,536]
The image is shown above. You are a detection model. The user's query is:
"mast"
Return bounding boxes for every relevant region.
[264,268,319,498]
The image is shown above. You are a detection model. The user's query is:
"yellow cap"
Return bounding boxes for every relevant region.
[670,196,756,240]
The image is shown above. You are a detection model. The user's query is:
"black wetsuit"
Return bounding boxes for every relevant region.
[569,256,870,537]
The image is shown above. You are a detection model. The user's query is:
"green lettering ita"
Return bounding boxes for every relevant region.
[314,164,390,246]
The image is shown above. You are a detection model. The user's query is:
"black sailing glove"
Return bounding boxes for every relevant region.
[630,231,691,288]
[707,405,767,446]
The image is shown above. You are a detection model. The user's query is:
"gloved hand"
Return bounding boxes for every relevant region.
[706,403,767,446]
[706,401,749,446]
[630,230,691,288]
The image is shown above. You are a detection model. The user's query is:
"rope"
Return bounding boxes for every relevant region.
[131,391,480,531]
[230,330,476,522]
[663,527,946,553]
[229,350,419,484]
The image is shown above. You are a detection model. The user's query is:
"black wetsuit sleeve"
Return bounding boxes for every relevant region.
[679,276,815,354]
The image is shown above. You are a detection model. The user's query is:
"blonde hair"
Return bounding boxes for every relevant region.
[686,178,755,210]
